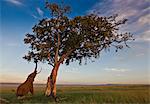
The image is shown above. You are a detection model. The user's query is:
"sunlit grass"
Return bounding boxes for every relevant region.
[0,84,149,104]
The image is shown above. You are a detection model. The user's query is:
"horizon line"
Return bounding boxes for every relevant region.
[0,82,149,85]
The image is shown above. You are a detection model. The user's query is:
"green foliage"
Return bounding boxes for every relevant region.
[23,2,133,65]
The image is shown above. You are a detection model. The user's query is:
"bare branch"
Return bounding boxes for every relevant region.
[37,68,42,74]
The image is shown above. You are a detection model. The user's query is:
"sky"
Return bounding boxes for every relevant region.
[0,0,150,84]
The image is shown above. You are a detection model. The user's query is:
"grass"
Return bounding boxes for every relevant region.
[0,84,150,104]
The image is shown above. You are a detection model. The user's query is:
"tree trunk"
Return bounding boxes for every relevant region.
[45,63,60,101]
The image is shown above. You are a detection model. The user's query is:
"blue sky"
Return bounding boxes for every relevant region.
[0,0,149,84]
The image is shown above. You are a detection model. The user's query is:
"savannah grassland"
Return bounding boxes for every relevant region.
[0,83,149,104]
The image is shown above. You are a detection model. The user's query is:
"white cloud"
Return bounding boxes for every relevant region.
[138,30,150,42]
[31,14,38,19]
[36,7,44,17]
[65,67,80,73]
[88,0,149,43]
[136,53,145,57]
[143,6,150,12]
[138,14,150,26]
[5,0,23,6]
[118,9,137,20]
[104,68,128,72]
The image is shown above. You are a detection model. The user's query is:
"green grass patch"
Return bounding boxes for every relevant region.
[0,84,149,104]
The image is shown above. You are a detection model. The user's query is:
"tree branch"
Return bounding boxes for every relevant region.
[58,49,74,64]
[48,62,54,67]
[54,33,60,65]
[48,52,54,67]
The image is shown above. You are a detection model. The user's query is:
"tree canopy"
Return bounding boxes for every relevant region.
[23,2,133,66]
